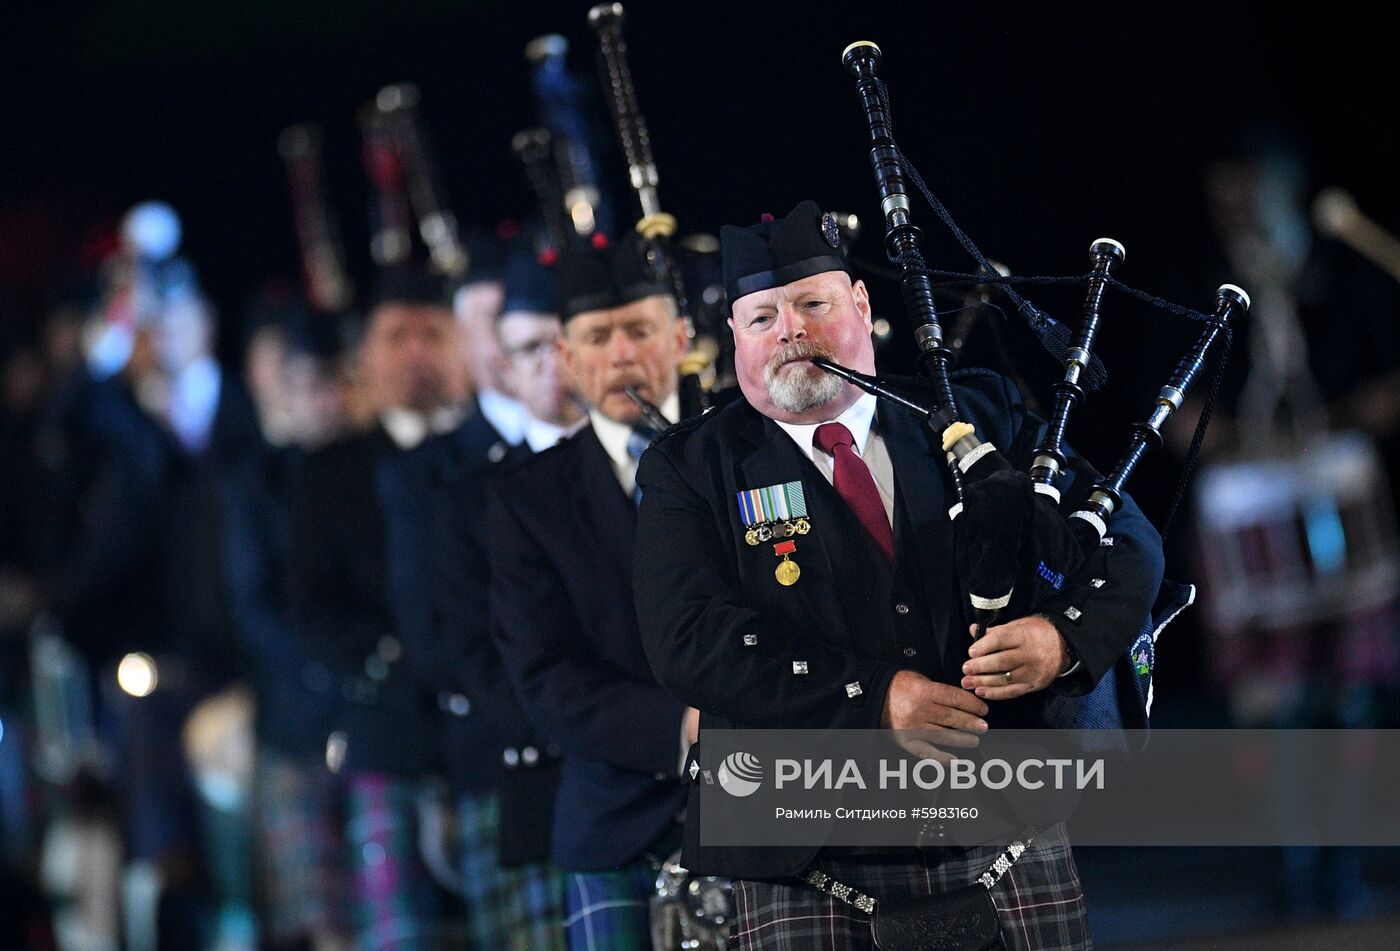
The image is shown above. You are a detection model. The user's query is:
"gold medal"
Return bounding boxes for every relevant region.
[775,558,801,586]
[794,518,811,535]
[745,528,760,546]
[773,539,800,586]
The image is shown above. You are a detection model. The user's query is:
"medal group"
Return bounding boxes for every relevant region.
[737,481,810,586]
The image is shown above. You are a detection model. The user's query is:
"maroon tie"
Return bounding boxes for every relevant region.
[813,422,894,562]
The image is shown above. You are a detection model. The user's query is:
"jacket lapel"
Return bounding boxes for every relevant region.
[574,425,638,589]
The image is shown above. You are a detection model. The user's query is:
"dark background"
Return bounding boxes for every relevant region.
[2,0,1397,711]
[3,0,1394,326]
[4,7,1400,942]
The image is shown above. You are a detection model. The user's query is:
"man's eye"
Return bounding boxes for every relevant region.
[805,300,826,310]
[750,314,773,327]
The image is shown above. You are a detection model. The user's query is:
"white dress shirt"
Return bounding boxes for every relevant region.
[774,393,895,527]
[381,406,465,451]
[590,392,681,495]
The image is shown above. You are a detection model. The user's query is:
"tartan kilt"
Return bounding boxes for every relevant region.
[345,772,445,951]
[456,789,566,951]
[253,751,350,944]
[732,822,1089,950]
[563,864,657,951]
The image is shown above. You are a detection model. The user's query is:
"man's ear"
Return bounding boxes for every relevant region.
[851,278,873,331]
[673,313,693,360]
[555,331,574,374]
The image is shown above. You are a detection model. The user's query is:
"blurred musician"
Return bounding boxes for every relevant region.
[32,203,266,951]
[378,247,581,950]
[487,233,698,951]
[220,295,350,951]
[1192,135,1400,917]
[453,231,532,447]
[287,268,465,951]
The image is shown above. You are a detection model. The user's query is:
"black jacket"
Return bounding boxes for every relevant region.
[380,411,561,864]
[487,424,687,871]
[220,444,341,758]
[288,424,434,777]
[633,369,1165,878]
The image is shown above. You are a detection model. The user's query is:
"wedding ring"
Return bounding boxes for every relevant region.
[1001,671,1013,684]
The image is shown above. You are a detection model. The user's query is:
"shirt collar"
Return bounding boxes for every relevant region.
[476,388,528,446]
[773,392,878,461]
[381,405,464,451]
[522,413,585,453]
[590,390,681,472]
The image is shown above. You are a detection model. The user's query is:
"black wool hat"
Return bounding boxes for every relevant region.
[454,226,512,288]
[555,233,673,322]
[501,248,559,317]
[368,265,451,312]
[720,199,851,304]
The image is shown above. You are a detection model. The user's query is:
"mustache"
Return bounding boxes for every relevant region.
[763,341,835,379]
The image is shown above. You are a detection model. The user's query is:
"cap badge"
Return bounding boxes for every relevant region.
[820,212,841,249]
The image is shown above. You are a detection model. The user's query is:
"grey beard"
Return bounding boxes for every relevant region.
[765,357,844,413]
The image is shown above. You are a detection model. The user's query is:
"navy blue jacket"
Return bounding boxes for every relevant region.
[220,444,341,758]
[487,424,687,871]
[378,413,544,790]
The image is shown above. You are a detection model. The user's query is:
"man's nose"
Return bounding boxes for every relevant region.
[776,305,807,345]
[607,332,638,364]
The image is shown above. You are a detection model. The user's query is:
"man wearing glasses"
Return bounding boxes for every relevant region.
[378,248,583,949]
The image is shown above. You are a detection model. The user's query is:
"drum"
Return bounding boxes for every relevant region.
[1195,430,1400,634]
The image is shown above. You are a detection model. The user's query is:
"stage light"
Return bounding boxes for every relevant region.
[117,653,159,698]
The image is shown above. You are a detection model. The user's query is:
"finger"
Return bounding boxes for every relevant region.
[973,680,1034,701]
[960,667,1026,691]
[926,683,990,718]
[922,726,982,749]
[897,726,983,751]
[961,650,1023,677]
[927,704,990,734]
[967,625,1017,658]
[898,738,957,764]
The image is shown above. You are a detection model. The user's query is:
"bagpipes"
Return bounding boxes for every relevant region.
[278,124,355,315]
[824,41,1250,738]
[583,12,735,947]
[588,2,725,415]
[525,33,612,244]
[360,83,470,278]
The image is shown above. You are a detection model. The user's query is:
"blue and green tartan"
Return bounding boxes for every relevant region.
[345,773,445,951]
[253,751,350,945]
[563,864,656,951]
[456,789,565,951]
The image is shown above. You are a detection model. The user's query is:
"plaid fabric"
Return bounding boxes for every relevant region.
[733,822,1090,950]
[253,750,350,944]
[457,789,566,951]
[346,773,446,951]
[563,864,656,951]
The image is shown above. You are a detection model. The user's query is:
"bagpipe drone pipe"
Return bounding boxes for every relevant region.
[826,40,1250,742]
